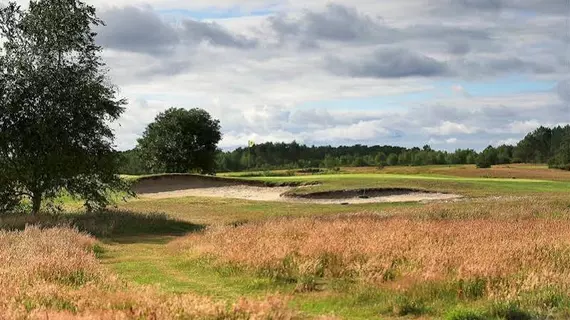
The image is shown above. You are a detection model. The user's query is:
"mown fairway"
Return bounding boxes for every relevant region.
[3,165,570,319]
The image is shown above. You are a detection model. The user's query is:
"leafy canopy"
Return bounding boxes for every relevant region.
[0,0,129,214]
[138,108,222,174]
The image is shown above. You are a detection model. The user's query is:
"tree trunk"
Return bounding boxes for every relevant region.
[31,192,42,215]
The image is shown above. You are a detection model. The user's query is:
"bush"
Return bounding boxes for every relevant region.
[476,156,492,169]
[392,295,428,316]
[445,308,486,320]
[0,189,21,213]
[489,302,532,320]
[387,154,399,166]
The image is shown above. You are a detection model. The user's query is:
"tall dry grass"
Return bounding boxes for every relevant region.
[383,195,570,220]
[0,226,298,320]
[345,164,570,181]
[178,213,570,299]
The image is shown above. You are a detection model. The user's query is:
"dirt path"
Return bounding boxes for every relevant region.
[138,185,462,204]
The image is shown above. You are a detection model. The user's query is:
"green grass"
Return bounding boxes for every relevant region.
[242,173,570,197]
[97,190,567,317]
[99,234,500,319]
[119,196,417,225]
[101,236,297,299]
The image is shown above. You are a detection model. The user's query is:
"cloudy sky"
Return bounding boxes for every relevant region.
[52,1,570,150]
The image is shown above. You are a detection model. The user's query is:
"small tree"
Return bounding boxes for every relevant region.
[138,108,222,174]
[351,156,368,167]
[476,146,498,169]
[374,152,387,166]
[323,154,338,169]
[387,153,399,166]
[0,0,129,214]
[549,136,570,170]
[475,155,492,169]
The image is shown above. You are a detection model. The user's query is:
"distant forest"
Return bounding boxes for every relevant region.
[119,125,570,174]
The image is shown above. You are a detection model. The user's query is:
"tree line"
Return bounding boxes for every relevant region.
[119,124,570,175]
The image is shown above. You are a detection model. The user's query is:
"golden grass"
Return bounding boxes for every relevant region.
[345,164,570,181]
[0,226,300,319]
[177,210,570,299]
[380,195,570,220]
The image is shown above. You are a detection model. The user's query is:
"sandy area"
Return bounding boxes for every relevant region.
[138,185,462,204]
[290,192,462,204]
[140,186,292,202]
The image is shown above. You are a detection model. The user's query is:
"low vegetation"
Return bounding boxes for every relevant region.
[3,170,570,319]
[0,226,302,319]
[180,216,570,292]
[171,197,570,318]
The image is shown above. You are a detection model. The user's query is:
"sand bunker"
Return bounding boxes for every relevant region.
[140,185,292,202]
[135,175,461,204]
[287,189,462,204]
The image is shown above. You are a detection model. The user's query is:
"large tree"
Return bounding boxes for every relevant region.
[138,108,222,174]
[0,0,129,214]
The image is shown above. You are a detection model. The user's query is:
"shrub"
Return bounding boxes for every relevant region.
[476,155,492,169]
[489,302,532,320]
[445,308,487,320]
[392,295,428,316]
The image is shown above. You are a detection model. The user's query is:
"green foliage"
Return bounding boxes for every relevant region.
[549,136,570,170]
[117,149,146,175]
[392,295,429,316]
[0,0,129,214]
[445,308,487,320]
[213,142,483,172]
[488,302,532,320]
[516,125,570,164]
[457,278,487,300]
[124,125,570,174]
[476,146,498,169]
[387,153,399,166]
[137,108,222,174]
[375,152,387,166]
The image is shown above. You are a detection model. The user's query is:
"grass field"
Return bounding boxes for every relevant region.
[3,165,570,319]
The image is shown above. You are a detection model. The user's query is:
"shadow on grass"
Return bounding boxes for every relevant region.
[0,210,204,239]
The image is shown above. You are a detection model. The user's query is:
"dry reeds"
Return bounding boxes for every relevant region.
[179,213,570,299]
[0,226,297,319]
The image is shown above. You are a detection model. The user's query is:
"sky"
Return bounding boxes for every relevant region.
[29,0,570,150]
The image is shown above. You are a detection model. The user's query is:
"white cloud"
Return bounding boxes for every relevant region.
[310,120,391,142]
[81,0,570,151]
[507,120,542,134]
[425,121,479,136]
[493,138,519,146]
